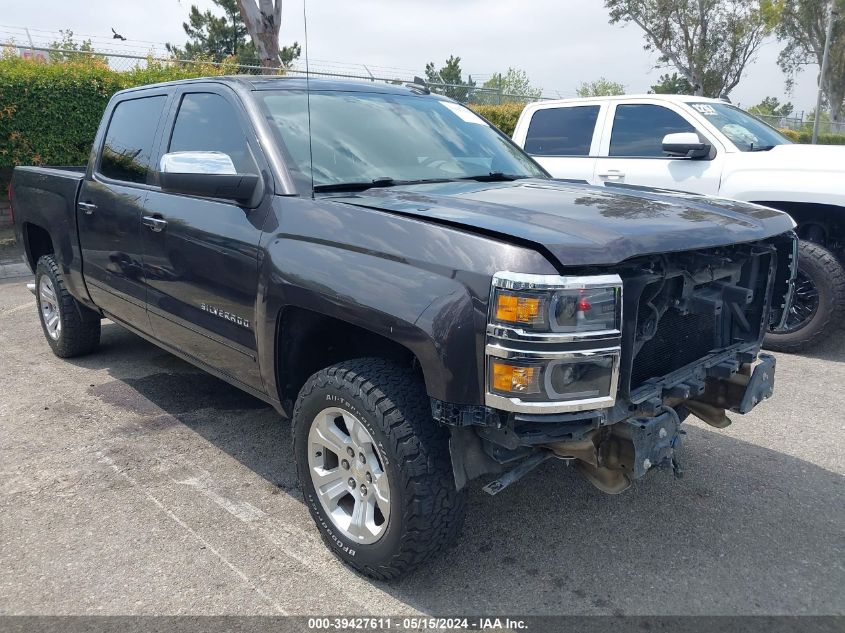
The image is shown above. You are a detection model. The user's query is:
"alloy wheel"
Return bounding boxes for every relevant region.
[783,271,819,333]
[307,407,390,544]
[39,276,61,340]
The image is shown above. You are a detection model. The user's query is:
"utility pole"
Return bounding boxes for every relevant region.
[813,1,837,144]
[25,27,35,55]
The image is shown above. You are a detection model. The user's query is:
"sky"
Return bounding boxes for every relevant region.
[0,0,822,115]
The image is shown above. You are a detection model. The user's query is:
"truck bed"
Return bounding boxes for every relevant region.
[11,165,88,298]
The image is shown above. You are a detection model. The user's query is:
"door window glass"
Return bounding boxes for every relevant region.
[524,106,600,156]
[609,104,696,157]
[99,96,167,183]
[169,93,257,173]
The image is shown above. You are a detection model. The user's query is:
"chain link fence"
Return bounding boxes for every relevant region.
[754,113,845,136]
[7,46,548,105]
[9,45,845,127]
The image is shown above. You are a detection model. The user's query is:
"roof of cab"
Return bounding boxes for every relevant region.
[116,75,430,96]
[527,94,726,108]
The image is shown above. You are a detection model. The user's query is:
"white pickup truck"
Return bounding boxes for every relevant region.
[512,94,845,352]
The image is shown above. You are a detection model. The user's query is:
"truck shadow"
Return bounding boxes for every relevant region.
[70,322,845,614]
[792,333,845,362]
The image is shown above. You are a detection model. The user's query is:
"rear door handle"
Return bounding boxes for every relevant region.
[598,170,625,180]
[142,215,167,233]
[78,201,97,215]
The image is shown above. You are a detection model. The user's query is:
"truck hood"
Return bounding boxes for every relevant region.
[330,179,795,266]
[730,143,845,175]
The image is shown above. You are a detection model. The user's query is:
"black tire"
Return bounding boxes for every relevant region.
[35,255,101,358]
[292,358,465,580]
[764,241,845,353]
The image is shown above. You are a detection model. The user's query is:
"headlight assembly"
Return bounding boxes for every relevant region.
[485,272,623,414]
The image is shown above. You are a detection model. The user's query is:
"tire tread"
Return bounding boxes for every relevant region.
[35,255,100,358]
[765,241,845,353]
[293,358,466,580]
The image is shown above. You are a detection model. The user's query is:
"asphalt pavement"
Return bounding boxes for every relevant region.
[0,269,843,616]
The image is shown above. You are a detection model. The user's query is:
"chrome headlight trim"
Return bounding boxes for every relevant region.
[484,348,621,414]
[485,271,624,414]
[489,271,623,341]
[492,271,623,292]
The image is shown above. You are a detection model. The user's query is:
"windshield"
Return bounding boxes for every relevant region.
[689,102,792,152]
[258,90,546,189]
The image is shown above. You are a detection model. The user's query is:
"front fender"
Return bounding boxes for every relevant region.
[721,169,845,207]
[257,235,483,405]
[255,197,557,406]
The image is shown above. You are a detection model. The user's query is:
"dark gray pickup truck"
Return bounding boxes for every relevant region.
[11,76,797,579]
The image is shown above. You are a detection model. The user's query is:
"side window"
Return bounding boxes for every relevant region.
[168,93,257,173]
[99,96,167,184]
[609,104,696,157]
[524,106,600,156]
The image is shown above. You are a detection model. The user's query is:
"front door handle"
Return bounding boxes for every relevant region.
[142,215,167,233]
[78,201,97,215]
[598,170,625,180]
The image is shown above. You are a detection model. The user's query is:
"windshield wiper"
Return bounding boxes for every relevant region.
[748,144,776,152]
[313,178,400,193]
[313,177,454,193]
[459,172,529,182]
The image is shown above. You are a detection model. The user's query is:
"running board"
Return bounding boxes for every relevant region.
[26,282,36,295]
[482,451,553,496]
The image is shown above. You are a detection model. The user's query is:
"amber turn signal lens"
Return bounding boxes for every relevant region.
[491,361,540,394]
[495,292,542,325]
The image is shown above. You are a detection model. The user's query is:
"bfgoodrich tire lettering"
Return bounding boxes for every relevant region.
[764,241,845,353]
[35,255,101,358]
[292,358,466,579]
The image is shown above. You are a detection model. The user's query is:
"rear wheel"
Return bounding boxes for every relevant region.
[765,241,845,353]
[35,255,101,358]
[292,358,465,579]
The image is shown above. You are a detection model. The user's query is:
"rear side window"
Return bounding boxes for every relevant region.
[168,93,257,173]
[524,106,600,156]
[99,96,167,184]
[609,104,695,157]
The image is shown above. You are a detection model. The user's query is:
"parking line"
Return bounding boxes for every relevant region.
[96,450,289,615]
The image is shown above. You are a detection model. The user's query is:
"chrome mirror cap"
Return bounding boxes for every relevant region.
[160,151,237,175]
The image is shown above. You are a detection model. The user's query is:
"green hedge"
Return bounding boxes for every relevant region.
[2,55,844,200]
[468,103,525,137]
[0,55,234,172]
[778,127,845,145]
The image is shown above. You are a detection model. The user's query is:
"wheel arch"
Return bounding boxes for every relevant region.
[260,271,484,416]
[273,306,423,415]
[752,201,845,252]
[21,222,54,270]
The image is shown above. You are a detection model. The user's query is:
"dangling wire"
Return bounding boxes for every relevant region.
[303,0,315,199]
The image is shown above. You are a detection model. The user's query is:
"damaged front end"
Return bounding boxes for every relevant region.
[434,232,796,495]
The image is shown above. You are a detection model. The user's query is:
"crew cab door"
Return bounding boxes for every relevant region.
[512,102,605,182]
[594,101,723,194]
[77,92,170,331]
[141,86,270,392]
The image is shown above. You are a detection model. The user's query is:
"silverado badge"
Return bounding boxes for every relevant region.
[200,303,250,328]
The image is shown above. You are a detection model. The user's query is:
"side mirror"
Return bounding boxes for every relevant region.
[662,132,711,159]
[158,151,260,203]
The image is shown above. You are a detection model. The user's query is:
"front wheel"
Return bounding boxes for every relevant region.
[292,358,465,579]
[765,241,845,353]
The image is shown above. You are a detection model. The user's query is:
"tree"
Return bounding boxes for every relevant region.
[166,0,250,62]
[48,29,105,65]
[771,0,845,122]
[479,68,542,103]
[649,72,695,94]
[425,55,476,102]
[236,0,295,73]
[748,96,795,117]
[168,0,299,72]
[576,77,626,97]
[605,0,776,98]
